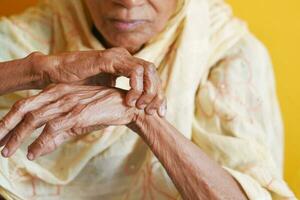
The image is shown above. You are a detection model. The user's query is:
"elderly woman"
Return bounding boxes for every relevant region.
[0,0,296,199]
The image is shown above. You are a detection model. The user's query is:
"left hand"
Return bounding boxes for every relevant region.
[0,84,150,160]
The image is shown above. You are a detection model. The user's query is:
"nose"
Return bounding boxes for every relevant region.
[112,0,146,9]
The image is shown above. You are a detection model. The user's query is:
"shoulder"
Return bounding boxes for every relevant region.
[209,33,274,90]
[200,31,278,124]
[201,32,281,132]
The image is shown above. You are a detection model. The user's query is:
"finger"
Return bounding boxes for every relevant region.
[0,93,83,157]
[158,98,167,117]
[0,84,105,142]
[0,99,33,141]
[27,105,84,160]
[0,84,77,141]
[28,125,108,159]
[27,130,71,160]
[1,88,113,157]
[126,63,144,107]
[0,134,11,147]
[136,63,158,109]
[145,93,165,116]
[1,117,38,157]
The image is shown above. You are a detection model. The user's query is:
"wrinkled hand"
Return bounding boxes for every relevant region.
[34,47,165,115]
[0,84,153,160]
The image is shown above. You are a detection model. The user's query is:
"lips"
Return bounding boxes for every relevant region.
[109,19,148,32]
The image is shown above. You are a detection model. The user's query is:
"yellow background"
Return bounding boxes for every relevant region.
[0,0,299,197]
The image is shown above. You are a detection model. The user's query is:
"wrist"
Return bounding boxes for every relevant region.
[128,109,146,134]
[30,52,52,88]
[129,110,162,142]
[133,109,151,128]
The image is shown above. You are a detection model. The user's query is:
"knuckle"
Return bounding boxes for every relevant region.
[72,104,85,113]
[145,63,156,74]
[133,65,144,76]
[131,88,143,94]
[14,99,25,108]
[147,105,158,113]
[144,90,156,97]
[24,112,38,125]
[0,120,8,131]
[148,90,156,96]
[44,123,56,134]
[35,139,47,149]
[12,100,26,113]
[55,83,70,91]
[11,132,22,144]
[61,94,78,103]
[144,87,156,96]
[72,95,81,102]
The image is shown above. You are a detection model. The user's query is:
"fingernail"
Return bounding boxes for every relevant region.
[27,152,34,161]
[147,109,155,115]
[139,104,147,110]
[1,148,8,157]
[159,107,166,117]
[127,96,137,107]
[129,99,137,107]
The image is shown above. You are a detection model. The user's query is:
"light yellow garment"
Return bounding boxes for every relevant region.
[0,0,297,199]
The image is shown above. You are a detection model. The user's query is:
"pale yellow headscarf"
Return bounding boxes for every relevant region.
[0,0,296,199]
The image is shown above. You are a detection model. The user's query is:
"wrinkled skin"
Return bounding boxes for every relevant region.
[84,0,177,53]
[0,84,247,200]
[0,47,166,115]
[0,84,143,160]
[35,47,166,114]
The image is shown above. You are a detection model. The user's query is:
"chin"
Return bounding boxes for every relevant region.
[106,32,151,53]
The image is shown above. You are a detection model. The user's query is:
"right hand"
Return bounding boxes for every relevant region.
[32,47,166,116]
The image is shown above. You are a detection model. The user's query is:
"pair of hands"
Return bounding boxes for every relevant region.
[0,48,166,160]
[33,47,166,114]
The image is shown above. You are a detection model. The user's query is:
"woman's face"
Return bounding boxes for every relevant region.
[84,0,177,53]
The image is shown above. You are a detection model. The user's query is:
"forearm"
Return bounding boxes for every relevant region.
[131,114,247,200]
[0,52,44,95]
